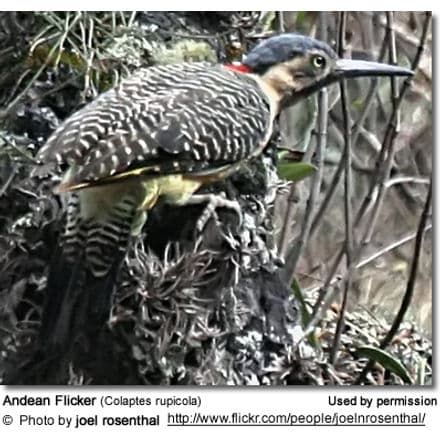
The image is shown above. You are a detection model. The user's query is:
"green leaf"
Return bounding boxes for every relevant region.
[415,357,427,386]
[352,98,363,109]
[296,11,308,27]
[291,278,319,348]
[278,162,317,182]
[356,346,413,384]
[260,12,276,32]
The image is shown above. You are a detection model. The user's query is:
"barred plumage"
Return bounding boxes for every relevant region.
[37,63,272,190]
[36,62,275,354]
[33,33,412,359]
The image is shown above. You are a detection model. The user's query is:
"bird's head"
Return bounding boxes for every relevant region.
[229,33,413,107]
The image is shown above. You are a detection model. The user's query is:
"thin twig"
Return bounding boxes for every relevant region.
[351,32,389,142]
[387,11,400,131]
[0,13,84,119]
[362,11,400,244]
[360,12,431,247]
[128,11,137,28]
[284,12,329,279]
[276,11,285,33]
[310,12,431,321]
[0,166,17,197]
[53,12,77,68]
[385,176,430,187]
[329,12,353,365]
[276,10,300,260]
[278,185,300,259]
[304,222,431,293]
[302,222,432,339]
[356,223,432,269]
[309,31,389,239]
[356,177,432,384]
[362,11,432,47]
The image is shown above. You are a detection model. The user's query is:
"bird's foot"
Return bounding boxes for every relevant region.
[185,192,242,231]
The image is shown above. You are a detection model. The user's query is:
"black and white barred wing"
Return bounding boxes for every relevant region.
[37,63,271,190]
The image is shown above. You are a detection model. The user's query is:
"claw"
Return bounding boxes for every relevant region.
[185,193,242,231]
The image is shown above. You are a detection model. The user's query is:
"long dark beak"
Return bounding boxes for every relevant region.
[284,58,414,106]
[334,59,413,78]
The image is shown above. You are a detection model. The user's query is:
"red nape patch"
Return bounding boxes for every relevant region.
[224,63,252,74]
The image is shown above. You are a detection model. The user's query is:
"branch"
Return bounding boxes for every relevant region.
[283,12,329,280]
[362,11,400,244]
[329,12,353,365]
[356,176,432,384]
[310,12,431,322]
[309,27,389,239]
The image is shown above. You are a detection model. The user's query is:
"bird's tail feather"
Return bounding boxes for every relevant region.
[38,190,138,355]
[6,186,144,383]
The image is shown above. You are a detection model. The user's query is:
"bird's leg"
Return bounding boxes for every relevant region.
[185,192,242,231]
[131,180,160,236]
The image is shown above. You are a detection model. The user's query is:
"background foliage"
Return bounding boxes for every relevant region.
[0,11,432,385]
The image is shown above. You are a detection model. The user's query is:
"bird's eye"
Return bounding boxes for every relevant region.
[312,55,326,69]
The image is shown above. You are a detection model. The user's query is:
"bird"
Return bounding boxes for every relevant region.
[33,32,412,358]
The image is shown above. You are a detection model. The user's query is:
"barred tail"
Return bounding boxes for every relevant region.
[6,188,142,384]
[38,189,139,354]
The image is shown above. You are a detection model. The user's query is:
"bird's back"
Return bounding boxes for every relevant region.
[37,62,271,192]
